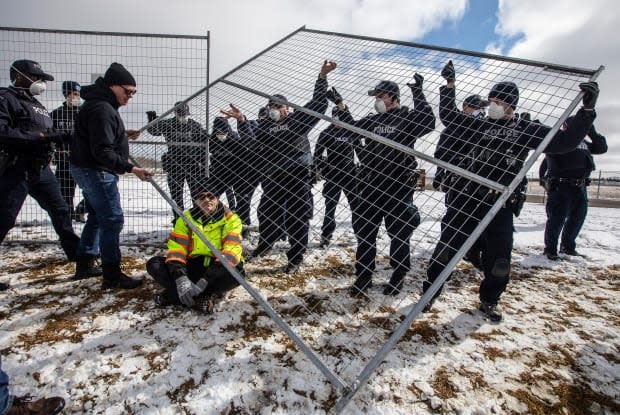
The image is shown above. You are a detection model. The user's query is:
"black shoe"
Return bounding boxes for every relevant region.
[154,291,181,307]
[102,263,143,290]
[544,249,560,261]
[479,301,503,322]
[0,282,9,291]
[7,395,65,415]
[249,244,272,260]
[284,262,301,274]
[559,247,579,256]
[382,273,404,296]
[348,278,372,298]
[72,256,103,280]
[319,236,330,249]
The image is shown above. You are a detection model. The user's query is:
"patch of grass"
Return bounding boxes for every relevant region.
[432,366,458,399]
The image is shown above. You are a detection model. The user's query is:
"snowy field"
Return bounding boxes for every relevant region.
[1,183,619,414]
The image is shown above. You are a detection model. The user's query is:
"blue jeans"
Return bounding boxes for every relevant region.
[71,165,124,264]
[0,357,12,415]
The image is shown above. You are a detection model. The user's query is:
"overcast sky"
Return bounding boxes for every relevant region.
[1,0,617,171]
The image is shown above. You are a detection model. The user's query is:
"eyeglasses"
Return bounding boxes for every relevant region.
[119,85,137,97]
[267,103,284,109]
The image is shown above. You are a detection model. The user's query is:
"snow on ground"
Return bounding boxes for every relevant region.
[1,193,619,414]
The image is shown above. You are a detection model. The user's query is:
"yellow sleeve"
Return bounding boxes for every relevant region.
[220,209,243,266]
[166,216,191,265]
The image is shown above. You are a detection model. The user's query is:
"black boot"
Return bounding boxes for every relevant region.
[102,263,143,290]
[73,256,103,280]
[348,277,372,298]
[0,282,9,291]
[382,273,405,296]
[479,301,503,322]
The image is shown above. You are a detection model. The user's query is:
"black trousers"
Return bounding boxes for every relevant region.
[320,172,358,241]
[256,165,312,265]
[425,190,513,304]
[354,175,419,282]
[166,162,203,218]
[147,256,243,302]
[0,164,78,260]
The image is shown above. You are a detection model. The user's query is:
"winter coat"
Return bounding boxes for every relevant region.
[147,117,207,166]
[71,77,133,174]
[50,102,79,152]
[166,202,243,268]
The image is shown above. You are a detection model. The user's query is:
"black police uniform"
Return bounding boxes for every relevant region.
[0,86,79,258]
[313,105,360,246]
[248,76,329,268]
[541,122,607,256]
[425,85,596,307]
[147,116,208,217]
[50,102,84,218]
[234,118,262,229]
[349,88,435,292]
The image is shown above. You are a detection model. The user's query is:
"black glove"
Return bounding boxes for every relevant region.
[441,60,455,82]
[587,124,598,138]
[520,112,531,122]
[146,111,158,122]
[326,87,343,105]
[406,73,424,97]
[579,81,599,110]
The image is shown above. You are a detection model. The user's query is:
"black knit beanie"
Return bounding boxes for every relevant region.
[104,62,136,86]
[488,81,519,110]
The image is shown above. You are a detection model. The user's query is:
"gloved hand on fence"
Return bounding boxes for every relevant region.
[441,60,455,83]
[146,111,158,122]
[579,81,599,110]
[406,73,425,99]
[326,87,343,105]
[172,269,203,306]
[520,112,531,122]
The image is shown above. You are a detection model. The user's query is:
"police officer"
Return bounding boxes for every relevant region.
[50,80,87,222]
[313,88,360,248]
[226,60,337,273]
[0,60,80,289]
[423,60,599,322]
[349,74,435,297]
[147,101,208,220]
[540,123,607,260]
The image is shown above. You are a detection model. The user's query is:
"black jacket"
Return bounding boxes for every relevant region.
[0,86,54,157]
[439,85,596,186]
[71,78,133,174]
[50,102,79,152]
[313,106,360,179]
[147,117,207,163]
[243,76,329,178]
[539,122,608,179]
[347,90,436,178]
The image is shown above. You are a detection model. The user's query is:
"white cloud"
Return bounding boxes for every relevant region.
[492,0,620,171]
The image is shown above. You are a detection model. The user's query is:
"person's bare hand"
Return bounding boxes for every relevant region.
[320,60,337,78]
[126,129,141,140]
[220,103,245,122]
[132,166,153,181]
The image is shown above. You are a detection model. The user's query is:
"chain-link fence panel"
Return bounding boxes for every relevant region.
[0,26,208,245]
[185,28,601,412]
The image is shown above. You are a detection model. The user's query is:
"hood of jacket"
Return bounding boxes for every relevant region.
[81,77,120,110]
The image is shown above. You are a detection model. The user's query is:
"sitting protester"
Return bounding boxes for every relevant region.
[146,181,244,314]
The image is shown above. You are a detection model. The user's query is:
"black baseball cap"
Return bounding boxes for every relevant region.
[463,94,489,109]
[11,59,54,81]
[368,80,400,98]
[267,94,288,107]
[174,101,190,116]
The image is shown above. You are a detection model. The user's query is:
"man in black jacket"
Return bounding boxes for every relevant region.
[146,101,208,221]
[540,123,607,259]
[348,75,435,297]
[71,62,152,289]
[423,61,599,322]
[313,90,360,248]
[225,60,337,273]
[0,59,80,291]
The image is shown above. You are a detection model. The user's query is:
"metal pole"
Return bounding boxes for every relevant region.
[206,30,210,178]
[597,170,602,200]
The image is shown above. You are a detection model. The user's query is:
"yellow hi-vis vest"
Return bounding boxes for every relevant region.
[165,205,243,268]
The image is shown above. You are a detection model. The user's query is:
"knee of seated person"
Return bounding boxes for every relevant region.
[490,258,510,277]
[146,256,167,276]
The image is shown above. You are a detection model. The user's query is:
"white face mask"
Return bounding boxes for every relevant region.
[70,96,83,107]
[176,115,189,124]
[374,98,387,114]
[11,66,47,95]
[269,108,281,122]
[487,102,505,120]
[216,134,228,141]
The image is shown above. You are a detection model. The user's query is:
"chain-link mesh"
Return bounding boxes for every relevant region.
[0,27,208,244]
[2,26,601,412]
